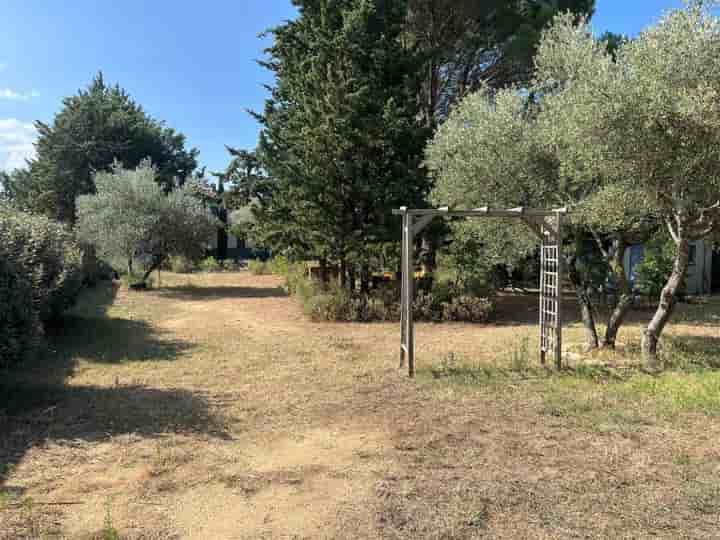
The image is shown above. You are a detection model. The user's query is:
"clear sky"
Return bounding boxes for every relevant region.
[0,0,686,175]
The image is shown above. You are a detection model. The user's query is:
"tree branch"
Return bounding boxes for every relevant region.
[588,225,610,261]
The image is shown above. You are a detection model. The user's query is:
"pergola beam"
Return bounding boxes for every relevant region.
[393,206,567,219]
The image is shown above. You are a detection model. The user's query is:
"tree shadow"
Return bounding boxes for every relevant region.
[156,285,287,301]
[47,314,193,364]
[0,381,231,484]
[0,281,230,487]
[491,291,583,326]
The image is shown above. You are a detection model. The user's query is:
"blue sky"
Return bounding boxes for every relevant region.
[0,0,685,175]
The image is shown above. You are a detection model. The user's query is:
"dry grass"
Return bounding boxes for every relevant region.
[2,271,720,538]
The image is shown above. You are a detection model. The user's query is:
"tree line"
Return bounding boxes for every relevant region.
[229,0,720,363]
[3,0,719,365]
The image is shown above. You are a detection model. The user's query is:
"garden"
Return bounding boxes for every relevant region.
[3,1,720,538]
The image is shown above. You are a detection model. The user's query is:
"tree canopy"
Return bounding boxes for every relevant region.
[254,0,431,287]
[76,161,218,283]
[406,0,596,125]
[427,1,720,361]
[10,73,198,223]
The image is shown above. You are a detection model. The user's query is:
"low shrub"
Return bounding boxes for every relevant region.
[286,272,494,324]
[248,260,272,275]
[199,256,221,272]
[442,296,494,323]
[268,255,290,276]
[634,231,681,299]
[80,246,117,285]
[120,272,156,290]
[169,255,196,274]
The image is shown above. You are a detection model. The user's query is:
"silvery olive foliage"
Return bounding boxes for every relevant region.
[427,1,720,358]
[535,4,720,239]
[535,2,720,357]
[426,86,551,269]
[76,161,219,276]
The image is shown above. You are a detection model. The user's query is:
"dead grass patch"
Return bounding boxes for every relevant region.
[3,272,720,538]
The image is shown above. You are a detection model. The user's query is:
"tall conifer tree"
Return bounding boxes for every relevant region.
[256,0,431,287]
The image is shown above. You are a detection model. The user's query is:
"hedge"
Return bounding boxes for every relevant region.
[0,204,84,368]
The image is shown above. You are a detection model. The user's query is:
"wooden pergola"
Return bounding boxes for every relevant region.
[392,206,568,377]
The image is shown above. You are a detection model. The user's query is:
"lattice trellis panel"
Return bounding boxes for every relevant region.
[540,227,562,367]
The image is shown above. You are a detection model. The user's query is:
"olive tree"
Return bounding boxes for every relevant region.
[536,2,720,360]
[76,162,218,285]
[426,24,657,352]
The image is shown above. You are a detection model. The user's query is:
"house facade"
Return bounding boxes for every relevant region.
[625,240,715,295]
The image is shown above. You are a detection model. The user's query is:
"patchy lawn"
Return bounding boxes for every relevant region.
[2,272,720,539]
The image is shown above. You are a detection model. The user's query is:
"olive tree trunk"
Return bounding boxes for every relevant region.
[140,255,165,285]
[567,252,600,350]
[604,239,632,348]
[641,235,691,362]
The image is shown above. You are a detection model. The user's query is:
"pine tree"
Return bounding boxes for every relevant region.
[21,73,198,223]
[256,0,431,288]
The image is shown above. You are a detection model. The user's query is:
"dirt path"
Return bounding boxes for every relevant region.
[2,272,720,539]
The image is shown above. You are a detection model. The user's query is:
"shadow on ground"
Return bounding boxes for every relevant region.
[0,281,229,486]
[492,291,583,326]
[156,285,287,301]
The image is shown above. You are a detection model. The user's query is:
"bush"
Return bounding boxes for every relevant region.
[199,256,221,272]
[169,255,196,274]
[0,204,84,366]
[121,272,155,290]
[0,205,84,322]
[248,260,272,275]
[441,296,494,323]
[80,246,117,286]
[634,232,681,299]
[268,255,290,276]
[285,271,494,324]
[0,256,39,368]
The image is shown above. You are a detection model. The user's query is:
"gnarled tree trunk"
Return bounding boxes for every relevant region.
[140,254,165,285]
[567,252,600,350]
[319,257,329,287]
[604,239,632,348]
[641,235,690,362]
[339,257,347,289]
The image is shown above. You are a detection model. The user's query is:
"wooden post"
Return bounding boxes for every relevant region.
[405,213,415,377]
[399,211,407,369]
[555,211,564,369]
[539,227,546,366]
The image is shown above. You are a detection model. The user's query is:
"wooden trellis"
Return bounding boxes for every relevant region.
[393,206,567,377]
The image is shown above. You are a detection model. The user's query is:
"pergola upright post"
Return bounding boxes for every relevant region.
[554,211,564,369]
[404,213,415,377]
[399,210,407,369]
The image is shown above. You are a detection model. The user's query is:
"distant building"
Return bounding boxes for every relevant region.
[625,240,716,295]
[207,205,267,261]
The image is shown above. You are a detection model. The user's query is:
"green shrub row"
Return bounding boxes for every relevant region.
[166,255,246,274]
[0,204,84,367]
[264,256,494,323]
[301,281,494,323]
[248,259,272,275]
